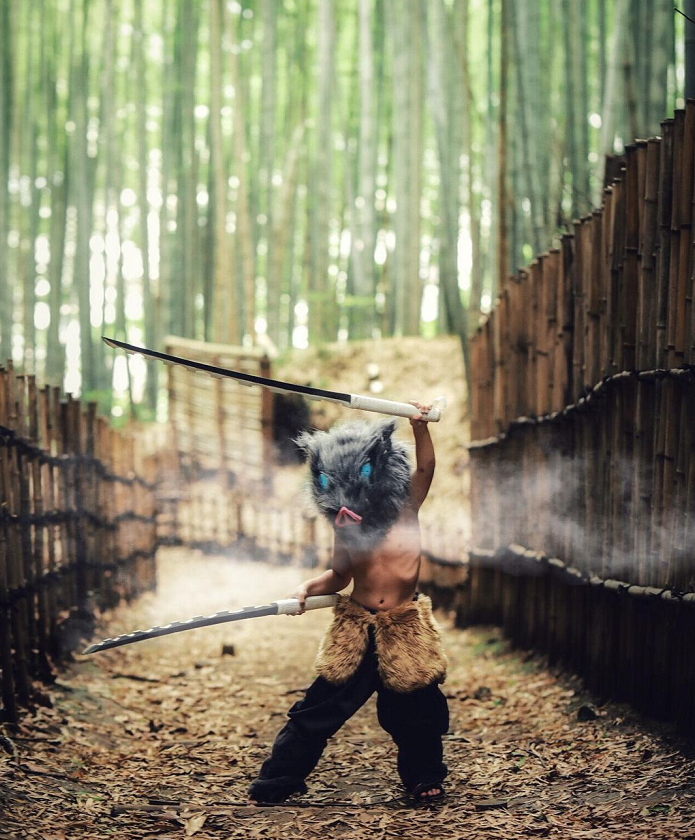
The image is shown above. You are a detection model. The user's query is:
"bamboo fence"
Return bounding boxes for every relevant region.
[160,475,465,582]
[165,336,273,488]
[465,103,695,732]
[0,365,159,723]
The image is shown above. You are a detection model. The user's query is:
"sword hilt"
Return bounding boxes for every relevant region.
[274,594,338,614]
[349,394,446,422]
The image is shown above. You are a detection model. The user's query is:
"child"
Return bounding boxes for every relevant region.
[248,403,449,804]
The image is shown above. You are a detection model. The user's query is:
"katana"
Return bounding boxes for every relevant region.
[103,336,445,422]
[82,594,338,655]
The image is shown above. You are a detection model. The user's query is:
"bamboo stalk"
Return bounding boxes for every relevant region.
[213,354,227,485]
[14,374,40,674]
[639,140,661,370]
[672,388,692,589]
[85,402,99,600]
[516,272,529,418]
[659,113,685,586]
[68,398,89,614]
[536,254,552,416]
[2,366,30,705]
[649,121,676,587]
[571,220,585,401]
[655,119,674,367]
[600,186,615,376]
[556,235,574,409]
[623,145,640,371]
[260,354,274,490]
[620,150,640,568]
[52,387,68,616]
[634,139,661,585]
[666,109,694,580]
[38,387,58,652]
[676,102,694,362]
[587,213,602,386]
[578,216,596,390]
[27,376,51,677]
[545,250,560,414]
[666,111,684,369]
[528,261,540,414]
[0,368,18,720]
[511,274,525,419]
[610,175,626,374]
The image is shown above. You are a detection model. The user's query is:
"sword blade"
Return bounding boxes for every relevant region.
[82,604,278,654]
[82,595,338,654]
[102,336,350,404]
[102,336,444,421]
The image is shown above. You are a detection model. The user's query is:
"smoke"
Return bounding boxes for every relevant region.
[471,435,694,590]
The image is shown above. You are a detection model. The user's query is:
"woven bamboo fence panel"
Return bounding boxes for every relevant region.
[160,475,464,579]
[0,364,159,723]
[165,336,273,489]
[465,105,695,732]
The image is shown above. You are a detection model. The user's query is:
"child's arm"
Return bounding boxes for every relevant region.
[290,544,353,613]
[409,401,436,510]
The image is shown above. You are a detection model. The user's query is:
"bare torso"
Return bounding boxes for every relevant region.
[343,504,422,611]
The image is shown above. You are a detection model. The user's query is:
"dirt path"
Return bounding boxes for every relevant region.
[2,548,695,840]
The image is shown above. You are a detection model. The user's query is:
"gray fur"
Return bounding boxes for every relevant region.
[296,419,412,551]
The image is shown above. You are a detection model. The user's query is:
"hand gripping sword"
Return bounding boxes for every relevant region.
[82,594,338,654]
[102,336,446,422]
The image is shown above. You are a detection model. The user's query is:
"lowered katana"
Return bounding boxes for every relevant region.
[82,595,338,654]
[102,336,445,422]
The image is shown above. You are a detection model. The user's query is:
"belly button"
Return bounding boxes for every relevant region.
[379,599,384,604]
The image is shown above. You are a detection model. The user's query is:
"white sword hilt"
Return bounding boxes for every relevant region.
[274,594,338,615]
[349,394,446,422]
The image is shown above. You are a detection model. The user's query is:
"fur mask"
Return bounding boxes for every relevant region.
[297,419,411,551]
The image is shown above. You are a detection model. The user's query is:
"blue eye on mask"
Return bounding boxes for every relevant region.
[319,472,329,490]
[360,462,372,479]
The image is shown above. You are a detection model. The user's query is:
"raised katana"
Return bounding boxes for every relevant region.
[82,594,338,654]
[102,336,445,422]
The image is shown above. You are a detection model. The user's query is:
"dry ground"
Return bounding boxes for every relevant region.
[2,548,695,840]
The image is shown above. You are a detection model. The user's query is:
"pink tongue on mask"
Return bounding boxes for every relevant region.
[335,506,363,527]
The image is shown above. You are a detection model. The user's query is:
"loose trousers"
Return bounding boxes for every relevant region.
[248,625,449,801]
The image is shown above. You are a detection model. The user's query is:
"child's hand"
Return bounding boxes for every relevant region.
[408,400,432,426]
[287,584,309,615]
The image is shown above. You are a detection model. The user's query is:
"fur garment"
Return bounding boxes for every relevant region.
[314,595,448,693]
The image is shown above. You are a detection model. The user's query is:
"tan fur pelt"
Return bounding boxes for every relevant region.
[314,596,373,687]
[314,595,448,693]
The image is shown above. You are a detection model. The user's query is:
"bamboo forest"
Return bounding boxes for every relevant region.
[6,1,695,836]
[0,0,691,418]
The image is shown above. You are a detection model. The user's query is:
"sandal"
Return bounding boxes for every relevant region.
[409,781,446,802]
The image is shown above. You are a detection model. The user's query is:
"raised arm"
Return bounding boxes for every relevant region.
[409,401,436,510]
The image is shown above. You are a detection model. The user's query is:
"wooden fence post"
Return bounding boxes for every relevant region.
[462,113,695,734]
[0,367,18,720]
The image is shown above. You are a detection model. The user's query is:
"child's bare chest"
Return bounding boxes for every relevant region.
[346,512,422,606]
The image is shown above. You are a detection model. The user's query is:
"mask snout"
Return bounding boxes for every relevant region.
[334,506,363,527]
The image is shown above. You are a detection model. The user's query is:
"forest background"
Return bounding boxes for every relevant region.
[0,0,692,421]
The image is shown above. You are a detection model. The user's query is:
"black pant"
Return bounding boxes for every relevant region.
[248,626,449,800]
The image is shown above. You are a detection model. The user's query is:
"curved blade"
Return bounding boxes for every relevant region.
[82,603,279,654]
[102,336,444,421]
[102,336,350,403]
[82,595,338,655]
